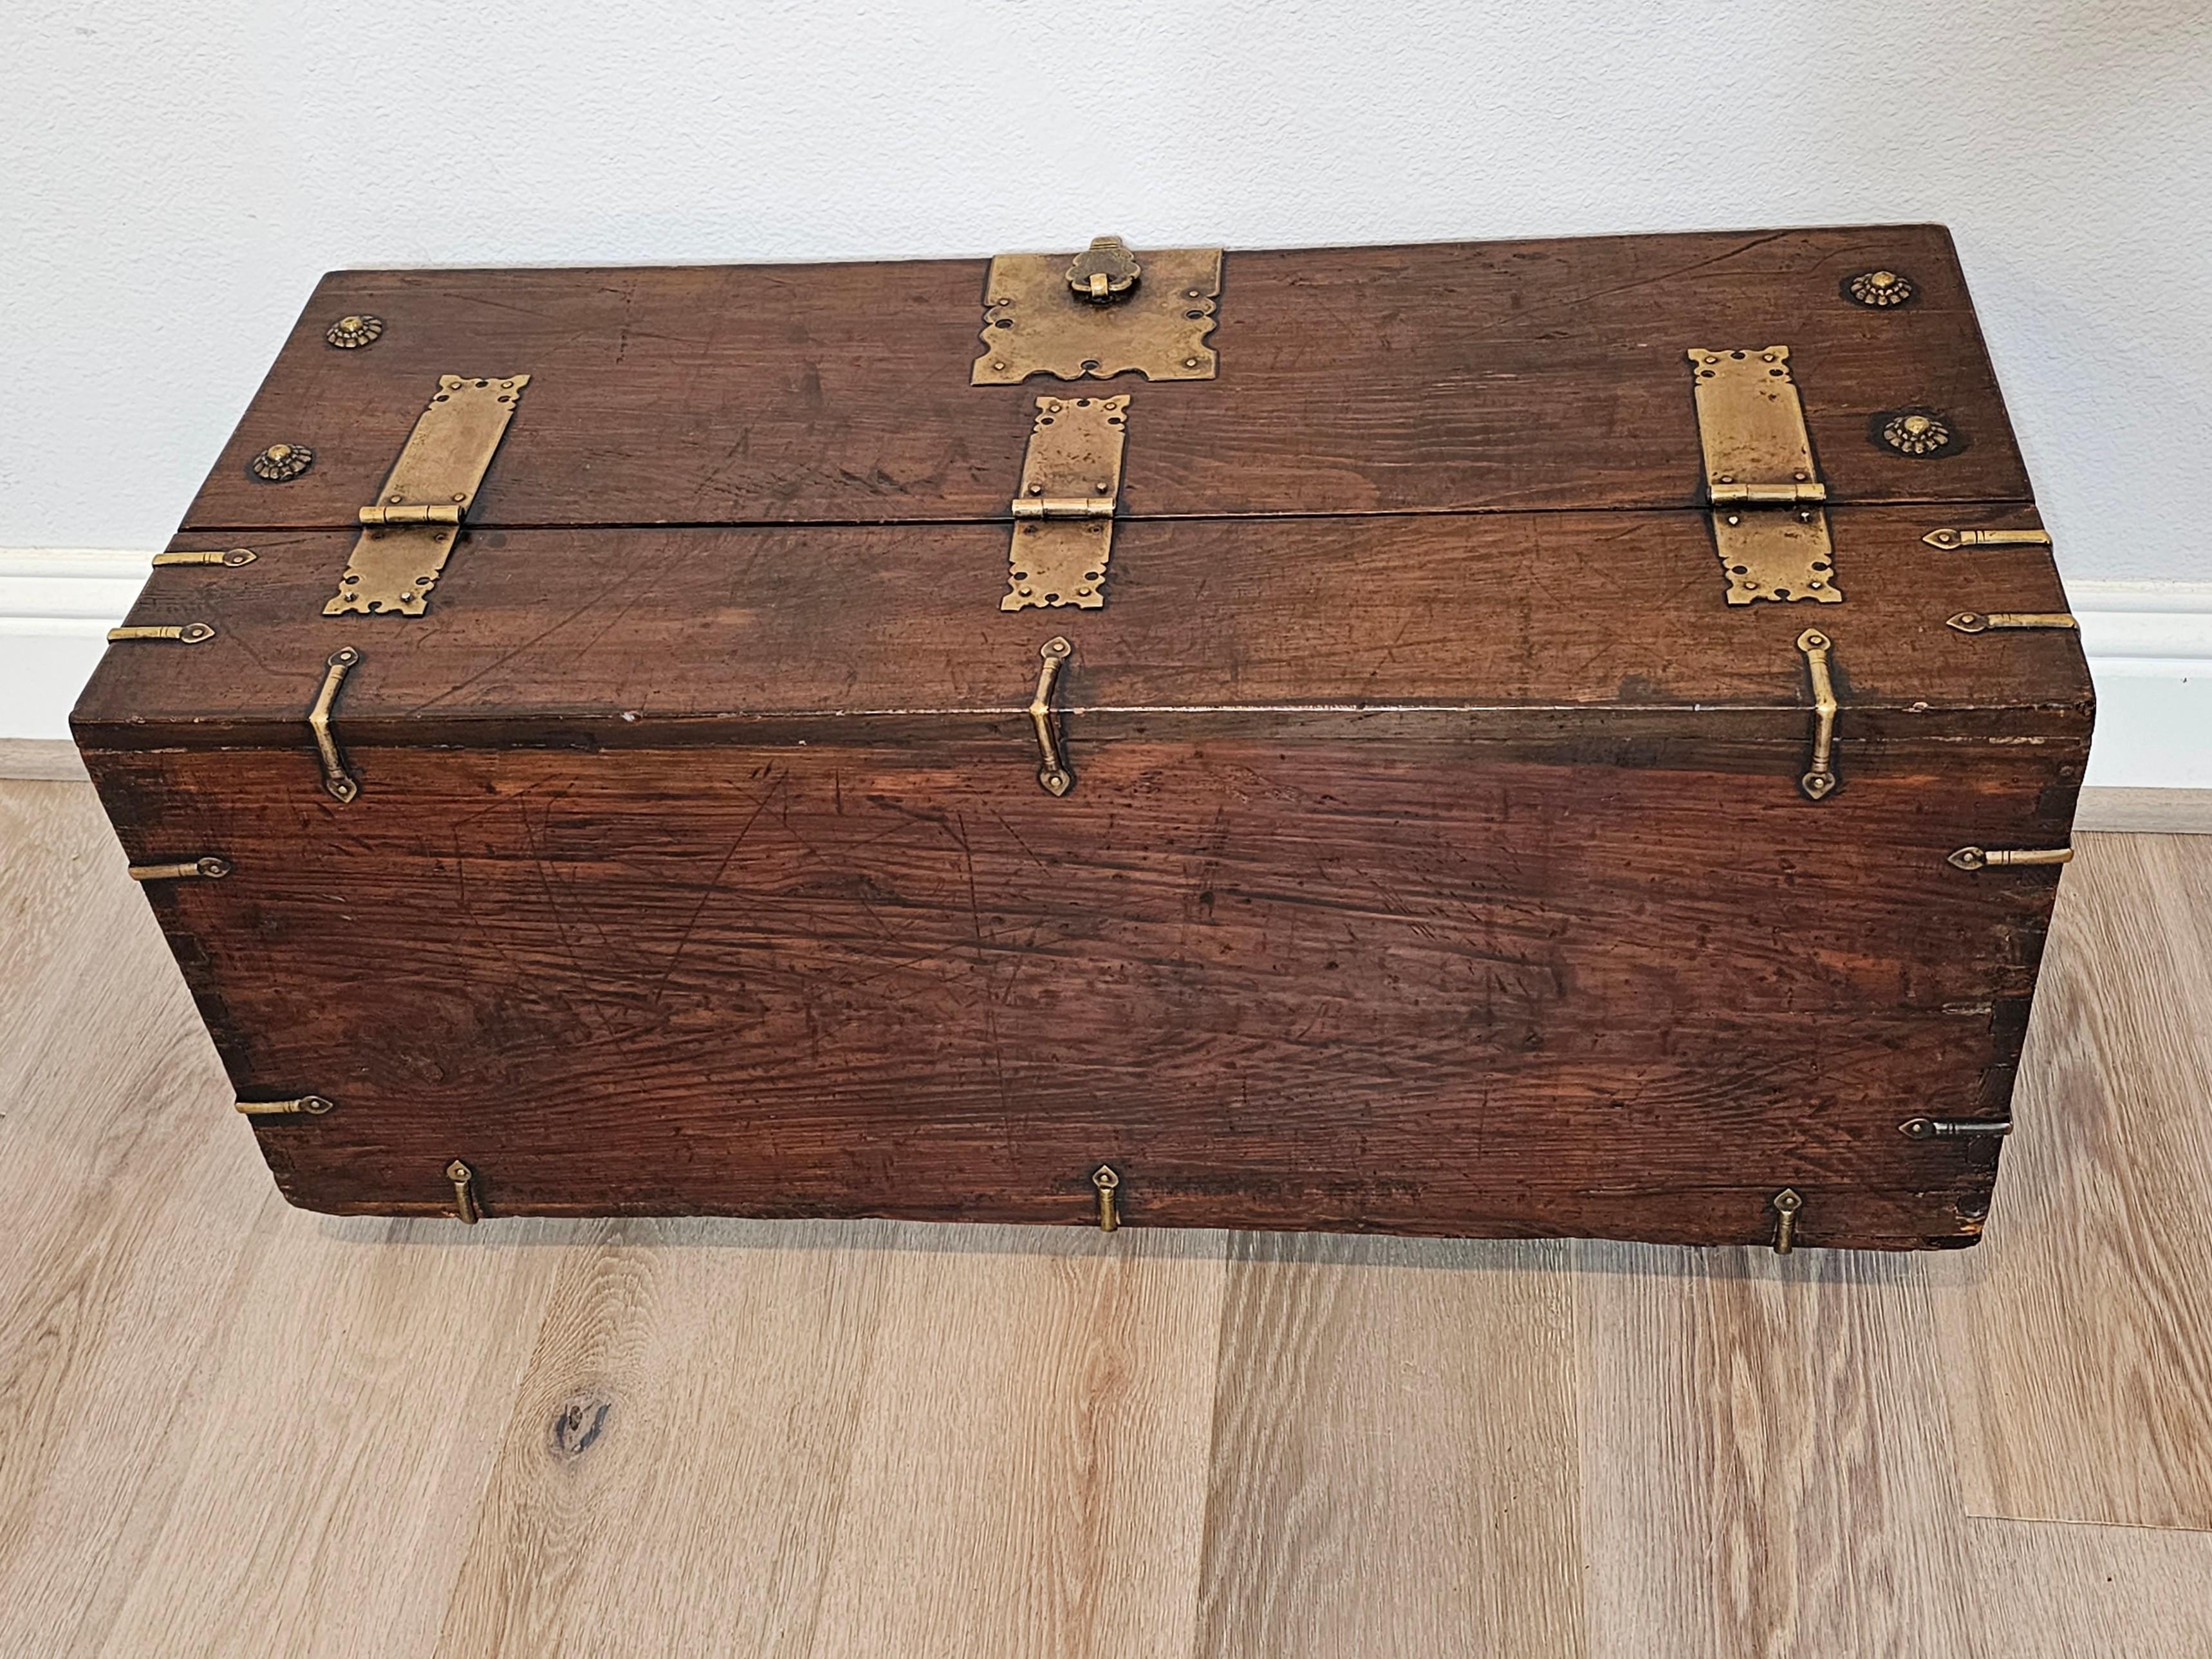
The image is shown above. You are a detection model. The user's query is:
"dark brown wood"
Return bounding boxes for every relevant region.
[84,730,2074,1248]
[182,227,2026,533]
[81,226,2090,1248]
[75,506,2087,746]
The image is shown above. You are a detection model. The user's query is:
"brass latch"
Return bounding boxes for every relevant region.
[1687,348,1839,606]
[975,238,1221,383]
[324,374,529,616]
[1005,396,1128,611]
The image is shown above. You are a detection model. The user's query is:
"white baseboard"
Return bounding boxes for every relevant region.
[5,550,2209,813]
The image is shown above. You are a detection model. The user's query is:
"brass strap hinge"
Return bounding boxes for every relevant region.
[1687,348,1839,607]
[974,238,1222,384]
[1005,396,1128,611]
[324,374,529,616]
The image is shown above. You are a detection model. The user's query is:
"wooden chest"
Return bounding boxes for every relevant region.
[75,227,2092,1250]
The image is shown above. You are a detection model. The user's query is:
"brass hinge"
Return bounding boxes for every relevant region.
[974,237,1222,384]
[1687,348,1839,606]
[324,374,529,616]
[1004,396,1128,611]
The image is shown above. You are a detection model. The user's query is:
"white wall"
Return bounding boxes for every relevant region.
[5,1,2209,781]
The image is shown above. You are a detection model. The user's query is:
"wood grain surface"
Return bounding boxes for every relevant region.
[180,227,2027,532]
[75,506,2088,743]
[1,780,2209,1656]
[79,727,2078,1243]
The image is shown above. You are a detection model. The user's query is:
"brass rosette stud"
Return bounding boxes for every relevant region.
[250,442,315,481]
[1879,411,1951,457]
[325,313,386,349]
[1846,269,1915,307]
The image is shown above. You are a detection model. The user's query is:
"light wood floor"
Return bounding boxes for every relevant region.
[3,779,2208,1657]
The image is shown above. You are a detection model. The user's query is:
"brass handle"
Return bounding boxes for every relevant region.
[447,1159,481,1224]
[1030,636,1073,797]
[1771,1187,1803,1254]
[1921,527,2052,550]
[1092,1165,1120,1232]
[310,647,362,804]
[1947,611,2078,634]
[129,856,231,882]
[107,622,215,644]
[1796,629,1838,800]
[1948,845,2075,871]
[236,1095,335,1117]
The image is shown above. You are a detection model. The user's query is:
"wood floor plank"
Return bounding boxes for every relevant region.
[1195,1234,1585,1658]
[439,1222,1227,1659]
[1932,833,2212,1528]
[1574,1244,1975,1658]
[1964,1516,2212,1657]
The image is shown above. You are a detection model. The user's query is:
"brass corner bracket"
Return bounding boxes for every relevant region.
[974,240,1221,384]
[324,373,529,616]
[1687,347,1839,606]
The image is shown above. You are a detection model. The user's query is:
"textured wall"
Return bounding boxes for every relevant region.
[5,1,2207,581]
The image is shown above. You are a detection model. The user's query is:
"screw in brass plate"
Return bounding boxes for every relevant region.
[324,313,386,349]
[1770,1187,1803,1254]
[1092,1165,1121,1232]
[1845,269,1915,307]
[1878,411,1952,457]
[249,442,315,481]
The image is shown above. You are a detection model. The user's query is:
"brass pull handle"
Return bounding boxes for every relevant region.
[107,622,215,644]
[129,856,231,882]
[1030,636,1073,796]
[152,547,257,568]
[1947,611,2078,634]
[236,1095,335,1117]
[447,1159,481,1224]
[1796,629,1838,800]
[1948,845,2075,871]
[1092,1165,1120,1232]
[1902,1116,2013,1140]
[1771,1187,1803,1254]
[1921,527,2052,550]
[309,647,362,803]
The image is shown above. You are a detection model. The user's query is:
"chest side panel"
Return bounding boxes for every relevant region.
[86,730,2080,1249]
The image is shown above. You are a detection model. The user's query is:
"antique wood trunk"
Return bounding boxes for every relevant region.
[75,227,2092,1250]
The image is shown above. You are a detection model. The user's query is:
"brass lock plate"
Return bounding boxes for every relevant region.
[325,375,529,616]
[974,245,1222,384]
[1687,348,1840,606]
[1003,395,1128,611]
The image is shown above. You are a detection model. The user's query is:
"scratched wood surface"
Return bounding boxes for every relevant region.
[4,779,2211,1656]
[80,731,2079,1245]
[180,227,2027,532]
